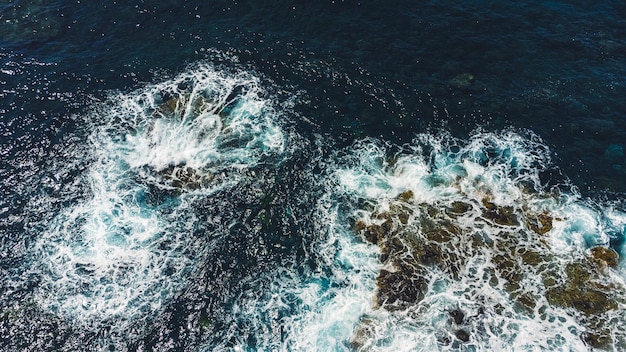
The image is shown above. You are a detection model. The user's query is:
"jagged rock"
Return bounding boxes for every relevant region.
[446,201,472,218]
[481,199,519,226]
[514,293,536,312]
[492,253,523,292]
[158,164,212,190]
[349,317,376,350]
[545,262,618,316]
[581,317,615,349]
[376,268,426,310]
[354,188,624,348]
[519,248,543,266]
[159,93,219,118]
[526,212,553,235]
[398,190,414,202]
[546,287,615,315]
[590,246,619,268]
[455,329,470,342]
[449,309,465,325]
[581,330,612,350]
[166,97,181,112]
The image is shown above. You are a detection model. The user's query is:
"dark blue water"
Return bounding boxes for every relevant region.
[2,1,626,351]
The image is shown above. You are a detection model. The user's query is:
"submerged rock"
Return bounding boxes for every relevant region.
[604,144,624,160]
[158,164,213,190]
[0,0,66,42]
[525,212,553,235]
[352,188,625,349]
[159,93,219,118]
[590,246,619,268]
[449,309,465,325]
[450,73,474,88]
[455,329,470,342]
[481,199,519,226]
[349,317,377,350]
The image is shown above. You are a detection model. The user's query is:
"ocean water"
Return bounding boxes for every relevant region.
[2,1,626,351]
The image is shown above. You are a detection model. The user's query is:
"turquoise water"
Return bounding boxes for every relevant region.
[1,1,626,351]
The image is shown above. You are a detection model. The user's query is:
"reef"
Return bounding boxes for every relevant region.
[157,164,214,190]
[352,189,625,349]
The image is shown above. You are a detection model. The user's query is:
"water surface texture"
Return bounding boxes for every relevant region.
[2,1,626,351]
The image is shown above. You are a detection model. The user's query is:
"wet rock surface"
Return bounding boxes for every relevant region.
[352,190,624,349]
[158,164,213,190]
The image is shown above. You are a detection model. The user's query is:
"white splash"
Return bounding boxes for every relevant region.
[231,130,626,351]
[31,63,286,335]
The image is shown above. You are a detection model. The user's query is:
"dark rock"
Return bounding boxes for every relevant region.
[362,223,384,244]
[581,317,615,349]
[519,249,543,266]
[356,215,396,244]
[354,186,624,348]
[526,212,553,235]
[166,97,181,112]
[514,293,536,313]
[349,317,375,350]
[446,201,472,217]
[449,309,464,325]
[455,329,470,342]
[481,199,519,226]
[450,73,474,88]
[545,262,618,316]
[376,269,426,310]
[418,244,443,266]
[492,254,523,292]
[159,164,208,190]
[546,287,616,315]
[380,236,406,261]
[581,331,612,350]
[354,219,367,232]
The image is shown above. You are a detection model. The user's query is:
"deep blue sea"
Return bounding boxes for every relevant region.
[2,1,626,351]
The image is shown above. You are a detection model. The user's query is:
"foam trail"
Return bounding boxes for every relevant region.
[29,63,286,342]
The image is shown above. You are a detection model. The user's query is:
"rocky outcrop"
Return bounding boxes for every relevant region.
[352,189,623,348]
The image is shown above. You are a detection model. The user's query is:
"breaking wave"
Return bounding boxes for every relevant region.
[28,63,287,340]
[225,130,626,351]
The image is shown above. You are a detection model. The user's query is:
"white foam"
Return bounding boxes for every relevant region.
[326,131,626,351]
[30,63,287,338]
[236,130,626,351]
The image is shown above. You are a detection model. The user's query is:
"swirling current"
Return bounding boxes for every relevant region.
[2,1,626,351]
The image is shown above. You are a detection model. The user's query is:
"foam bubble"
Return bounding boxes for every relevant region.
[329,130,626,350]
[235,130,626,351]
[29,63,287,338]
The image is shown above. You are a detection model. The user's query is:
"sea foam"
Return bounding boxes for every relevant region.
[236,130,626,351]
[29,63,287,341]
